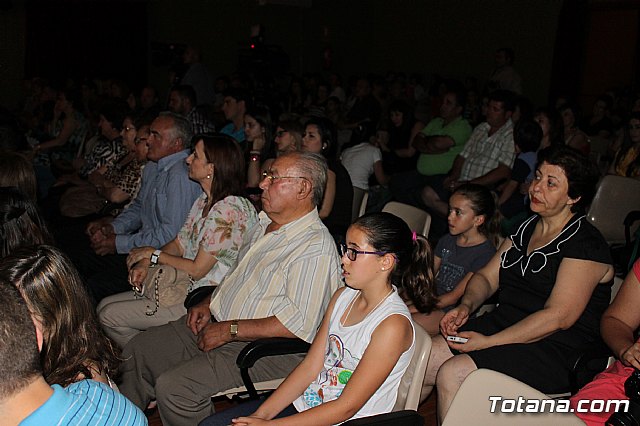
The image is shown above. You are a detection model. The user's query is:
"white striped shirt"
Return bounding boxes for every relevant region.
[209,209,342,342]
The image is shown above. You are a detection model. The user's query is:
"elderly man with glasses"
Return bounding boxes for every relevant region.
[119,151,342,426]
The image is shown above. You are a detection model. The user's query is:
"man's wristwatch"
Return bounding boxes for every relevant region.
[150,249,161,266]
[229,320,239,340]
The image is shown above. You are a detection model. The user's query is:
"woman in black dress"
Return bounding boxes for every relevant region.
[423,146,615,422]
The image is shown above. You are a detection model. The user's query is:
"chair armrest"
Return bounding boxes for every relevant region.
[183,286,215,309]
[236,338,310,399]
[568,339,612,394]
[341,410,424,425]
[236,338,310,369]
[624,210,640,246]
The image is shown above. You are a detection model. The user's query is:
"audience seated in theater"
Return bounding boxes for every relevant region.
[286,77,306,115]
[340,129,389,219]
[324,96,344,127]
[0,279,146,425]
[534,106,564,150]
[498,119,542,231]
[511,95,534,125]
[486,47,522,95]
[380,100,424,175]
[251,118,304,190]
[46,99,127,198]
[390,85,472,210]
[64,112,200,303]
[72,99,128,180]
[608,112,640,178]
[0,152,38,200]
[168,84,215,135]
[137,85,161,118]
[220,88,250,150]
[57,112,153,219]
[559,102,590,155]
[0,245,120,388]
[98,134,258,348]
[181,45,216,108]
[30,87,91,196]
[91,117,151,213]
[328,72,346,104]
[343,76,382,145]
[424,146,613,423]
[31,86,90,165]
[582,94,614,139]
[421,89,515,225]
[411,184,497,335]
[302,117,354,240]
[199,212,437,426]
[0,187,52,258]
[244,105,274,189]
[570,258,640,425]
[118,151,342,425]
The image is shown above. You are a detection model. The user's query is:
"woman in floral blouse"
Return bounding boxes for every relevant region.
[97,134,258,348]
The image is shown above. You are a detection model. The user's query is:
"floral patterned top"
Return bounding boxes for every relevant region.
[177,193,258,290]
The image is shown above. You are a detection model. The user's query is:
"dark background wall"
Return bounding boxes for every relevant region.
[0,0,638,111]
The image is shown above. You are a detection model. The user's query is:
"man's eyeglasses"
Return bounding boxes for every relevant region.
[261,171,310,184]
[339,243,389,261]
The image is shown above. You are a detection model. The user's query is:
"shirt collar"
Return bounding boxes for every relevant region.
[157,149,190,171]
[258,208,321,237]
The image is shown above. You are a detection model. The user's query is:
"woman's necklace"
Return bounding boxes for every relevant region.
[342,288,394,326]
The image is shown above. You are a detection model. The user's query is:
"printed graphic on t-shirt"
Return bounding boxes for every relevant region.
[437,248,466,294]
[302,334,359,408]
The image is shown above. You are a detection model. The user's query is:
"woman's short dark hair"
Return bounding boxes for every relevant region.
[0,187,52,258]
[305,117,337,159]
[353,212,437,314]
[537,145,600,212]
[0,245,120,387]
[196,133,247,213]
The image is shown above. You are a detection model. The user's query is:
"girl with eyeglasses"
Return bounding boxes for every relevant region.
[199,212,437,426]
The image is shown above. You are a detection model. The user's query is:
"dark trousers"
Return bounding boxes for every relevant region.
[56,222,129,304]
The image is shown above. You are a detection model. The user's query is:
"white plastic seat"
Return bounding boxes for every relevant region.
[382,201,431,238]
[442,369,585,425]
[587,175,640,245]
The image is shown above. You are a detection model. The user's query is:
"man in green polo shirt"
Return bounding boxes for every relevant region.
[389,86,472,207]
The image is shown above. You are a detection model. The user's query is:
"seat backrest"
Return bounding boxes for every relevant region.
[382,201,431,238]
[359,191,369,218]
[392,324,432,411]
[442,369,585,425]
[587,175,640,244]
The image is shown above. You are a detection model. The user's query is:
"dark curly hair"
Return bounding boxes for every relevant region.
[537,145,600,213]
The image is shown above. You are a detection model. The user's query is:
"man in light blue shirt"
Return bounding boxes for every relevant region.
[0,282,147,426]
[81,112,201,302]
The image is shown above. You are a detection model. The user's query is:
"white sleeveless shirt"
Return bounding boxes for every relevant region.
[293,286,415,423]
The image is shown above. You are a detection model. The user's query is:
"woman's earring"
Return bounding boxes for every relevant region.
[206,174,212,179]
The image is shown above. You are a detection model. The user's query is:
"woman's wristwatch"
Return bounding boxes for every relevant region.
[150,249,162,266]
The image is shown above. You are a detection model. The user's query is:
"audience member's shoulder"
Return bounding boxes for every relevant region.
[65,379,147,425]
